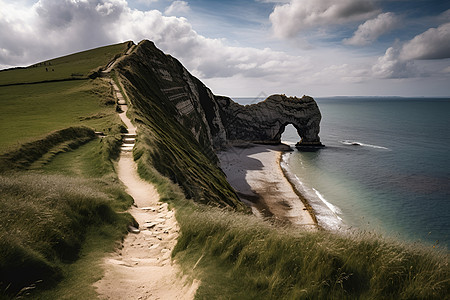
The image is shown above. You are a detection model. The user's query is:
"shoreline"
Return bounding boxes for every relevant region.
[278,151,320,227]
[218,143,318,229]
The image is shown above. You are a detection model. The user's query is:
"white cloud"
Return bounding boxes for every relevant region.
[1,0,448,97]
[164,1,190,16]
[372,45,416,78]
[344,12,397,46]
[372,22,450,79]
[400,22,450,60]
[269,0,379,38]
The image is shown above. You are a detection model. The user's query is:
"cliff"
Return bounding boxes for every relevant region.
[112,40,323,208]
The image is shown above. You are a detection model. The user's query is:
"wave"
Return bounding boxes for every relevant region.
[280,153,345,231]
[312,188,342,220]
[340,140,390,150]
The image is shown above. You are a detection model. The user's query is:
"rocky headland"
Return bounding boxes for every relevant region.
[108,39,324,220]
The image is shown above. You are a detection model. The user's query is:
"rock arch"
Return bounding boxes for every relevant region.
[215,94,324,149]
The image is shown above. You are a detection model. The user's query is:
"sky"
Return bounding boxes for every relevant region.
[1,0,449,97]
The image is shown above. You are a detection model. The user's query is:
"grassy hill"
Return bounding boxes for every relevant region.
[0,42,132,85]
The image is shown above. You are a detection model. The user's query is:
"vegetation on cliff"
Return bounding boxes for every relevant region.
[113,40,246,210]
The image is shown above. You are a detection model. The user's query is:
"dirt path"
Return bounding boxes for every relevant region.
[102,43,136,74]
[94,82,198,299]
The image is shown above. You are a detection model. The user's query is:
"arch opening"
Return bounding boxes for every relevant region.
[279,123,302,145]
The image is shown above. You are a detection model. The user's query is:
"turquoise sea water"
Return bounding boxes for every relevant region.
[234,97,450,247]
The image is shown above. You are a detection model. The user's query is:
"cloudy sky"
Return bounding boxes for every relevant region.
[1,0,449,97]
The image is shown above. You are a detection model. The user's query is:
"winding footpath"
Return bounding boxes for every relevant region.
[94,79,198,299]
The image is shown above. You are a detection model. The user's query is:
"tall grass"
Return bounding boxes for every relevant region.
[172,204,449,299]
[0,173,134,297]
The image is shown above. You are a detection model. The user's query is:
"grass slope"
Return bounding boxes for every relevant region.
[113,46,246,210]
[0,41,132,85]
[173,205,449,299]
[0,79,118,153]
[0,173,133,296]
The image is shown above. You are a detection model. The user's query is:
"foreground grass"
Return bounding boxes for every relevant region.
[0,173,134,297]
[0,133,132,298]
[172,204,449,299]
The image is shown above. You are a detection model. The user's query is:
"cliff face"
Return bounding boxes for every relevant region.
[113,40,323,208]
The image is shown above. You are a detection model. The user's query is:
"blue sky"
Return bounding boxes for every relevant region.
[1,0,449,97]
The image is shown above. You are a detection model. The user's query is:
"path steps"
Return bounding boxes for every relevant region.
[121,133,136,152]
[94,73,199,299]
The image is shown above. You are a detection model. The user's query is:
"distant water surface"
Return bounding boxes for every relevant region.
[233,97,450,247]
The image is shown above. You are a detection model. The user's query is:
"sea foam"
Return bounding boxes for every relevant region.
[281,153,346,231]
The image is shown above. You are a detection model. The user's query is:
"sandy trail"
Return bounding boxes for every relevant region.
[94,82,198,299]
[218,144,316,229]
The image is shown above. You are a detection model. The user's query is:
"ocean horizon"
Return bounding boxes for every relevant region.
[234,96,450,248]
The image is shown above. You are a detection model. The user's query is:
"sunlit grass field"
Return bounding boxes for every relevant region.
[0,80,119,154]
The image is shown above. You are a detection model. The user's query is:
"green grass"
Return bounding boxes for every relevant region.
[0,79,119,153]
[0,123,131,298]
[116,69,246,210]
[0,42,132,85]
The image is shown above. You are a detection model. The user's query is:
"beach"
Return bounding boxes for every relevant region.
[218,144,317,229]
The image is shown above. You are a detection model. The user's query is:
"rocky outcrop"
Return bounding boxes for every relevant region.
[215,94,323,148]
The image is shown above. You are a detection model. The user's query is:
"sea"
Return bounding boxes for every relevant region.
[233,97,450,248]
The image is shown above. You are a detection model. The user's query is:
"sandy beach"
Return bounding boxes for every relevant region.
[218,144,317,229]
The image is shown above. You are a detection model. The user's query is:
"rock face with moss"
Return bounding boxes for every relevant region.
[113,40,323,208]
